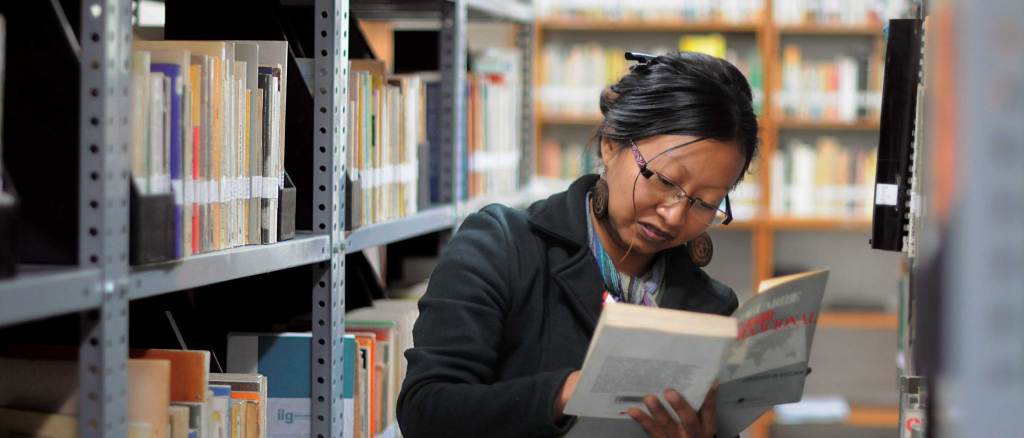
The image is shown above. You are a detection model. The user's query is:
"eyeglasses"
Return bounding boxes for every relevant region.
[630,139,734,227]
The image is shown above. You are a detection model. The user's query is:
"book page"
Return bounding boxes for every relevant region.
[565,324,732,419]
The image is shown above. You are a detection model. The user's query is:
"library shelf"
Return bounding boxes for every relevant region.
[776,118,881,131]
[753,405,899,437]
[129,233,331,300]
[466,0,532,22]
[777,24,884,36]
[345,0,532,22]
[538,18,761,33]
[345,205,458,254]
[538,112,603,125]
[769,217,873,231]
[0,267,102,327]
[818,312,899,330]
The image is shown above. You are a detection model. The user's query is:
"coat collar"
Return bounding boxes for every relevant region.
[526,174,708,332]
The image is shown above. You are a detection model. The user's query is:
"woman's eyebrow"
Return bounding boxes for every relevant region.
[656,150,731,195]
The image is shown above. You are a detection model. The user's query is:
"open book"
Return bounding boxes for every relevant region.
[564,269,829,437]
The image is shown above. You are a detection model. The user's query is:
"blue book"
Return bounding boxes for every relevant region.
[150,63,183,258]
[227,332,311,437]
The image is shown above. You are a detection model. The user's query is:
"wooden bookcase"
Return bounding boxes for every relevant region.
[532,5,898,436]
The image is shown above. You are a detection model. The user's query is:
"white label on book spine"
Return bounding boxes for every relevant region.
[171,180,184,206]
[875,183,899,206]
[185,180,195,205]
[220,177,228,203]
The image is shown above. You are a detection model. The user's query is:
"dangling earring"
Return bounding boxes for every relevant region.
[687,231,714,267]
[591,177,610,220]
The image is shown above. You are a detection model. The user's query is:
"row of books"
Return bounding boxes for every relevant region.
[771,137,878,219]
[535,0,765,23]
[773,0,905,26]
[0,299,419,438]
[537,138,759,222]
[539,38,763,117]
[0,349,268,438]
[346,60,425,230]
[130,40,289,259]
[777,44,884,123]
[226,299,418,438]
[465,49,522,201]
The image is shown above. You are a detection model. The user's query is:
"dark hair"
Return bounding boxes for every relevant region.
[597,51,759,184]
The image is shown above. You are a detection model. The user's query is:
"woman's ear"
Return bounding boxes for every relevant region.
[600,137,618,169]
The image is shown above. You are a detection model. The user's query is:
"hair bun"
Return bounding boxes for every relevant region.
[599,85,621,116]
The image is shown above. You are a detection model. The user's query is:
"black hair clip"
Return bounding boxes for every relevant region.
[624,51,657,64]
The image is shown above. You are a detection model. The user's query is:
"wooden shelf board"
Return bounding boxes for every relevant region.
[845,406,900,428]
[776,118,881,131]
[538,112,603,125]
[754,405,899,436]
[538,18,761,33]
[819,312,899,330]
[778,24,884,36]
[769,217,872,231]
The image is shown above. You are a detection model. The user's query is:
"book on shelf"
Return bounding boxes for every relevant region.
[465,48,523,202]
[773,0,906,26]
[778,43,884,123]
[129,40,289,263]
[224,299,418,438]
[540,39,763,118]
[535,0,764,23]
[771,137,877,219]
[0,407,156,438]
[0,347,268,438]
[346,59,423,230]
[564,269,829,437]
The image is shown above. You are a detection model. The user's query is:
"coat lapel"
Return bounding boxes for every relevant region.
[552,247,605,334]
[528,174,604,333]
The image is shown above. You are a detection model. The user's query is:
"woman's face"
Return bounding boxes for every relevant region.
[600,135,746,255]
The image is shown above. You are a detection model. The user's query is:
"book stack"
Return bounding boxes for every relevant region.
[538,138,597,181]
[0,348,269,438]
[771,137,878,219]
[227,299,418,438]
[129,40,289,263]
[465,48,522,201]
[540,39,763,117]
[773,0,905,26]
[536,0,764,23]
[777,44,884,123]
[346,60,425,230]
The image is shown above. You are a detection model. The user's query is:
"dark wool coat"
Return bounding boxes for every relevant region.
[397,174,739,438]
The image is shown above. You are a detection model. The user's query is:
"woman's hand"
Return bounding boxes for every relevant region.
[627,382,718,438]
[553,370,582,419]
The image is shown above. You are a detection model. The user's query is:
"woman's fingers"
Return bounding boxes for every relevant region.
[665,389,702,437]
[699,384,718,437]
[645,394,675,426]
[627,407,659,436]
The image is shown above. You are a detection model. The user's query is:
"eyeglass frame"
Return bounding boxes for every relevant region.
[628,138,734,226]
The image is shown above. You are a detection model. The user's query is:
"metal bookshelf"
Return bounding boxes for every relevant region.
[346,206,457,254]
[0,267,101,327]
[0,0,534,436]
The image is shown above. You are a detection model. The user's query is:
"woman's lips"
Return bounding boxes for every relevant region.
[638,222,672,242]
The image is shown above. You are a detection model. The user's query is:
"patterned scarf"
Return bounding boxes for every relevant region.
[586,191,665,307]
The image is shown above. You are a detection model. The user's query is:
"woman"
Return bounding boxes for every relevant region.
[397,51,759,438]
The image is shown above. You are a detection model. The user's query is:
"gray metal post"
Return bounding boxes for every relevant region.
[441,0,467,205]
[77,0,132,437]
[312,0,348,436]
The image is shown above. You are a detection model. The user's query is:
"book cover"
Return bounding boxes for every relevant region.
[226,332,312,437]
[151,63,184,258]
[131,348,210,403]
[564,270,829,437]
